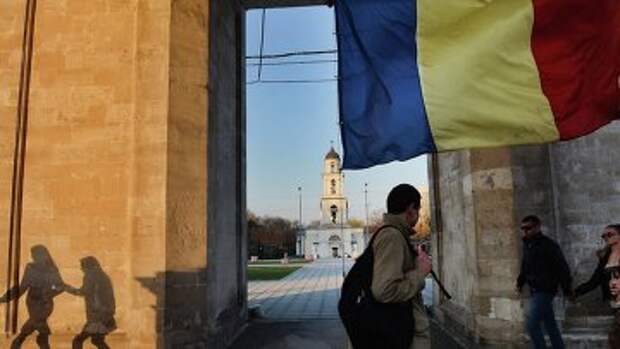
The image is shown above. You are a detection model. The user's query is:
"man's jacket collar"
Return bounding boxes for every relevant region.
[522,232,544,243]
[382,213,413,240]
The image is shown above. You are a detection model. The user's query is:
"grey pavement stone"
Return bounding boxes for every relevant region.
[248,258,353,320]
[249,258,435,320]
[230,320,347,349]
[242,258,437,349]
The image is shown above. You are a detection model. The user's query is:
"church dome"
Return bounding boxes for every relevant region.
[325,146,340,160]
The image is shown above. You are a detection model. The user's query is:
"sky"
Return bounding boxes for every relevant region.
[246,6,428,224]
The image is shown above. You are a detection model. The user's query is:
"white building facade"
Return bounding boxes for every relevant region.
[296,147,366,259]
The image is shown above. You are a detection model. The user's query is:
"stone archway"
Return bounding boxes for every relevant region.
[3,0,616,347]
[0,1,328,348]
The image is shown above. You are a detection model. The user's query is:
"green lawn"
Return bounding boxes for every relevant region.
[247,266,302,281]
[248,259,311,265]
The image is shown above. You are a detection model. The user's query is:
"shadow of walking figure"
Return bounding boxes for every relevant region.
[65,256,116,349]
[0,245,64,349]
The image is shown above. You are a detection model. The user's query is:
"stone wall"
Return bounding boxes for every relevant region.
[431,149,525,346]
[500,123,620,319]
[0,0,23,328]
[1,1,141,346]
[551,122,620,316]
[0,1,247,348]
[432,151,476,311]
[206,0,247,347]
[470,149,523,343]
[162,0,210,345]
[431,122,620,346]
[131,1,170,346]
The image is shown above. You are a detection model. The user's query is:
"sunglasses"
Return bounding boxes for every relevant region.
[602,231,619,240]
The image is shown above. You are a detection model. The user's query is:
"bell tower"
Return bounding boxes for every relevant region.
[320,146,348,225]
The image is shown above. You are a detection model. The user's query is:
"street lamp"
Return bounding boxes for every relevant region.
[298,186,302,227]
[297,186,303,257]
[364,182,369,238]
[340,205,345,277]
[330,205,345,277]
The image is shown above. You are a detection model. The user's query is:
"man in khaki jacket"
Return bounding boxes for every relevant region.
[371,184,432,348]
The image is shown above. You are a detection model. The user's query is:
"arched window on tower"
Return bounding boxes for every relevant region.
[330,205,338,223]
[330,179,336,195]
[330,161,336,173]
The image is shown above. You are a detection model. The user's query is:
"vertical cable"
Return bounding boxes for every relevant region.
[6,0,37,334]
[256,9,267,82]
[332,9,343,165]
[5,0,30,333]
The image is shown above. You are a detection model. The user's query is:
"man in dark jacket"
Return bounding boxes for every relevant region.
[516,215,573,349]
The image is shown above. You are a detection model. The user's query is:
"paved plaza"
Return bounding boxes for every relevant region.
[248,258,433,320]
[248,258,354,320]
[234,258,435,348]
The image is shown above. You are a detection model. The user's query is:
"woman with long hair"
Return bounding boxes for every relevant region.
[574,224,620,348]
[0,245,64,349]
[65,256,116,349]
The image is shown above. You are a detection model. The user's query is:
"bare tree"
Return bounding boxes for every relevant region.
[247,212,297,259]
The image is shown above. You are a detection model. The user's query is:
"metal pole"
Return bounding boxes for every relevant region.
[341,207,345,277]
[364,182,369,236]
[298,186,302,227]
[297,186,302,256]
[7,0,37,334]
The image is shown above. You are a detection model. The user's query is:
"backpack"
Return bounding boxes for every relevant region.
[338,225,416,349]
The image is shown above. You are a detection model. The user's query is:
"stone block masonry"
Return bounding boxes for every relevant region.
[0,1,246,348]
[430,121,620,346]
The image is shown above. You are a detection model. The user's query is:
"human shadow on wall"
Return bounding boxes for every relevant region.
[0,245,64,349]
[65,256,116,349]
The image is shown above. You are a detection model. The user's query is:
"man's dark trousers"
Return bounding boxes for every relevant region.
[527,291,564,349]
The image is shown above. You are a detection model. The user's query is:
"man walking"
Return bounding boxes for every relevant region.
[516,215,573,349]
[371,184,432,348]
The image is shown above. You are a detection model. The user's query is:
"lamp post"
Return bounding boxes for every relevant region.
[331,205,345,277]
[340,205,345,277]
[298,186,302,227]
[297,186,302,256]
[364,182,369,238]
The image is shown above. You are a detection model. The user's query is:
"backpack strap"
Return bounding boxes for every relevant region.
[368,224,397,245]
[370,224,417,258]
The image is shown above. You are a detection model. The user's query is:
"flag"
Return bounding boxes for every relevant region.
[336,0,620,169]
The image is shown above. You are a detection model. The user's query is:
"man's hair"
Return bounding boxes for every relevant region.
[607,224,620,234]
[521,215,541,225]
[387,184,421,214]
